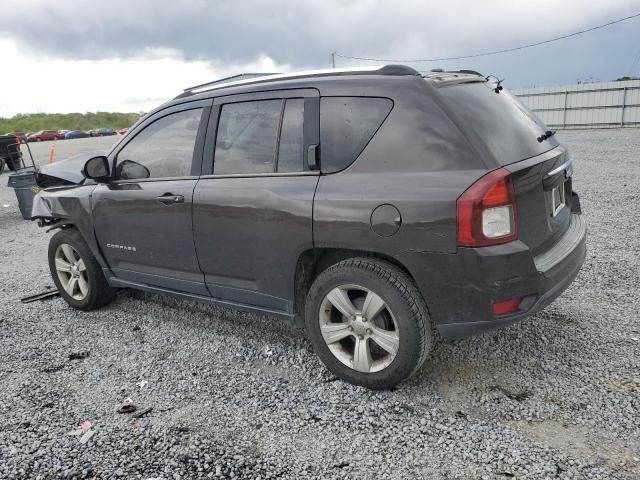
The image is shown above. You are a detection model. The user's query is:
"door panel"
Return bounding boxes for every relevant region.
[192,90,320,312]
[92,179,207,295]
[193,175,319,311]
[92,101,211,294]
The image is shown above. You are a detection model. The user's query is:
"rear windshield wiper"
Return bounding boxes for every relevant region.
[537,130,556,143]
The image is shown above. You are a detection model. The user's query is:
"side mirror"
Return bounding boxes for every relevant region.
[83,156,111,182]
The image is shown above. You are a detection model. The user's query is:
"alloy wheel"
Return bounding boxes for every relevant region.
[54,243,89,301]
[318,284,400,373]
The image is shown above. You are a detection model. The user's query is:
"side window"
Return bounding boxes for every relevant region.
[214,100,282,175]
[320,97,393,173]
[116,108,202,180]
[277,98,305,173]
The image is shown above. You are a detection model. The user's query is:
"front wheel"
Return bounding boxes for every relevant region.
[48,228,116,311]
[305,258,432,390]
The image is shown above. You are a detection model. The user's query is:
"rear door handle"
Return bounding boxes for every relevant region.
[156,193,184,205]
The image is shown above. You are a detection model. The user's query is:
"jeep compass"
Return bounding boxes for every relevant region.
[32,65,586,389]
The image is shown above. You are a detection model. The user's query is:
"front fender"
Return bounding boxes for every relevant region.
[33,185,110,271]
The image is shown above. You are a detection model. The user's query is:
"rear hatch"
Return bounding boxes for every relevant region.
[434,79,574,255]
[505,146,574,255]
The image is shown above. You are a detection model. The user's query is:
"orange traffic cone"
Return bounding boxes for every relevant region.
[48,143,55,164]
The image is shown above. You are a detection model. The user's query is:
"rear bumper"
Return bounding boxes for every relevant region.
[408,214,586,339]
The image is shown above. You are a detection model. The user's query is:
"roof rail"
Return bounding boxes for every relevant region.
[177,64,419,98]
[420,69,485,77]
[183,73,281,92]
[455,69,484,76]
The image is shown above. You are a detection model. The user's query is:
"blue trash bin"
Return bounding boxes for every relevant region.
[7,170,40,220]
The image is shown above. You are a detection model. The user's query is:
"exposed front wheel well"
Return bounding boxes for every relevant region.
[293,248,417,326]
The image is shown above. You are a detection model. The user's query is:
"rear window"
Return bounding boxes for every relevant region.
[320,97,392,173]
[437,82,559,165]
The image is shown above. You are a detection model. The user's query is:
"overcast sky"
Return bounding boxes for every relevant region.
[1,0,639,117]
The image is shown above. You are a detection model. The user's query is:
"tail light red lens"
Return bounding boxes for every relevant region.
[457,168,518,247]
[491,297,522,316]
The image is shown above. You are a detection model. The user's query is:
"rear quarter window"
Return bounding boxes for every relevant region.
[320,97,392,173]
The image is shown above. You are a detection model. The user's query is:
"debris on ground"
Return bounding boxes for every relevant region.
[20,289,60,303]
[68,351,90,361]
[117,405,137,414]
[79,429,95,445]
[68,421,95,444]
[42,364,65,373]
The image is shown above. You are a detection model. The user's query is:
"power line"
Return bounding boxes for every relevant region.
[335,11,640,63]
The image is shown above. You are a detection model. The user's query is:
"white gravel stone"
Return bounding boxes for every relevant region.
[0,129,639,479]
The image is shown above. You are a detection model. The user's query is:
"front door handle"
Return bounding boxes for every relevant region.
[156,193,185,205]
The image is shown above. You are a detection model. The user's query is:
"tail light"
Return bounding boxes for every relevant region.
[457,168,518,247]
[491,297,522,316]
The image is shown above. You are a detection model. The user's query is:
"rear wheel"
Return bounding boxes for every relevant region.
[48,228,115,311]
[305,258,432,390]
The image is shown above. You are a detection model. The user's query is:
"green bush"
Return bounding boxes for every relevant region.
[0,112,143,134]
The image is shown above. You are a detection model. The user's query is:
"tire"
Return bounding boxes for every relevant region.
[48,228,116,311]
[305,257,432,390]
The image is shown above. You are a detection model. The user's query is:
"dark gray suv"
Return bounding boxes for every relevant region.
[32,65,586,389]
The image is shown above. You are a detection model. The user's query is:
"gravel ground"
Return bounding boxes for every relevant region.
[0,130,639,479]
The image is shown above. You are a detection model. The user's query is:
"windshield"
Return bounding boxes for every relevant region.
[436,81,559,165]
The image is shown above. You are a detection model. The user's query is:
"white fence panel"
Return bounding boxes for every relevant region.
[512,80,640,128]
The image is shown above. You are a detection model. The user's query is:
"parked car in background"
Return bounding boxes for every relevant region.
[118,127,129,135]
[27,130,64,142]
[32,66,585,390]
[88,128,117,137]
[65,130,90,139]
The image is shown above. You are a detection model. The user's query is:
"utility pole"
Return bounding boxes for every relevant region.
[331,52,336,69]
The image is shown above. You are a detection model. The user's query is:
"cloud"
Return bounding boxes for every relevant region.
[1,0,639,115]
[3,0,639,67]
[0,40,289,116]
